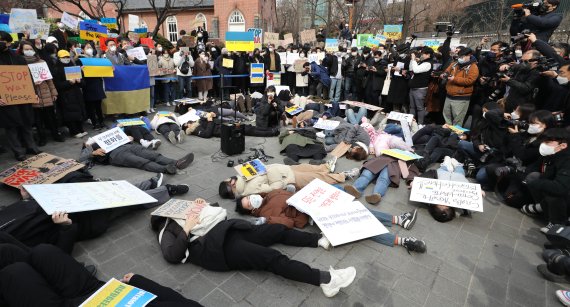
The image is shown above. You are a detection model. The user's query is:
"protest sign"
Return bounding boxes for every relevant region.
[61,12,78,28]
[448,125,469,134]
[79,278,156,307]
[134,27,148,38]
[287,179,388,246]
[286,52,299,65]
[0,65,36,105]
[100,17,117,30]
[387,111,413,123]
[29,21,50,40]
[366,37,380,47]
[157,111,174,117]
[64,66,82,81]
[93,127,130,152]
[9,9,36,33]
[300,29,316,44]
[424,40,440,51]
[356,34,373,47]
[222,58,234,68]
[266,72,281,87]
[383,24,403,40]
[234,159,267,181]
[0,153,84,188]
[127,31,140,43]
[146,54,161,76]
[325,39,339,52]
[294,59,306,72]
[117,118,146,126]
[126,47,147,61]
[283,33,294,46]
[28,62,53,82]
[128,14,139,31]
[0,24,10,32]
[340,100,383,111]
[225,32,254,52]
[308,53,319,63]
[248,28,263,49]
[330,141,351,158]
[375,34,387,45]
[79,21,107,40]
[250,63,264,84]
[380,149,422,161]
[264,32,279,45]
[285,105,303,115]
[0,14,9,25]
[410,177,484,212]
[277,52,286,66]
[80,58,114,78]
[24,180,156,214]
[140,37,154,49]
[313,118,340,130]
[180,35,195,47]
[151,198,208,220]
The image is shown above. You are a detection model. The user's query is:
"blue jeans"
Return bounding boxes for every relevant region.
[346,107,367,124]
[178,75,192,98]
[329,78,342,115]
[353,168,390,196]
[458,140,482,161]
[368,209,396,247]
[343,77,353,101]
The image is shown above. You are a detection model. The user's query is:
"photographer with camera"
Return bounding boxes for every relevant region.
[510,0,562,43]
[499,49,542,112]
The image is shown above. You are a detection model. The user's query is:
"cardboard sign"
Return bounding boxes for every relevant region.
[300,29,316,44]
[294,59,306,72]
[325,39,339,52]
[340,100,383,111]
[282,33,294,46]
[28,62,53,82]
[383,24,403,40]
[93,127,130,152]
[387,111,413,124]
[29,21,50,40]
[24,180,157,215]
[313,119,340,130]
[61,12,79,28]
[79,21,107,40]
[180,35,195,47]
[250,63,264,84]
[127,31,139,43]
[410,177,484,212]
[264,32,279,46]
[146,54,160,76]
[234,159,267,181]
[380,149,422,161]
[117,118,146,126]
[9,9,37,33]
[0,65,36,105]
[79,278,156,307]
[248,28,263,49]
[286,179,388,246]
[126,47,147,61]
[140,37,154,49]
[0,153,84,188]
[151,198,208,220]
[330,141,351,158]
[64,66,82,81]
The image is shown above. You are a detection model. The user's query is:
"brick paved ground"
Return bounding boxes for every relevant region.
[0,111,566,307]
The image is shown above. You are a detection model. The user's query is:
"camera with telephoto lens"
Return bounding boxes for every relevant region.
[500,118,529,130]
[480,146,499,163]
[512,0,544,17]
[488,89,504,101]
[495,157,527,177]
[535,56,558,72]
[512,29,532,43]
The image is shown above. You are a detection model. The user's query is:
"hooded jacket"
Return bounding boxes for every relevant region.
[444,59,479,99]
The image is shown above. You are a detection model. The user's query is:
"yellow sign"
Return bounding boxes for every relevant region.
[225,41,254,52]
[222,58,234,68]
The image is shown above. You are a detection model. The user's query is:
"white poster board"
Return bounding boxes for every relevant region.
[286,52,299,65]
[9,8,37,33]
[313,119,340,130]
[23,180,158,214]
[387,111,413,124]
[61,12,79,29]
[128,14,139,31]
[340,100,383,111]
[287,179,388,246]
[308,54,319,63]
[28,62,53,82]
[126,46,147,60]
[93,127,130,152]
[29,21,50,40]
[410,177,484,212]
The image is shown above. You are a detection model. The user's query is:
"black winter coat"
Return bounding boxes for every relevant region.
[527,149,570,197]
[263,52,281,72]
[505,64,541,112]
[77,58,106,102]
[471,108,507,159]
[0,50,35,128]
[365,59,387,92]
[255,97,283,128]
[53,62,85,121]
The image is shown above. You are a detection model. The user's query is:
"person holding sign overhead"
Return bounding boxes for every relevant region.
[0,31,41,161]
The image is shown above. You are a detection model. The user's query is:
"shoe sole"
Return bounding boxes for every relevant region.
[178,133,185,144]
[283,158,300,165]
[155,173,164,188]
[403,209,418,230]
[323,268,357,298]
[365,194,382,205]
[177,153,195,169]
[168,132,176,144]
[153,140,162,150]
[556,290,570,307]
[343,185,361,199]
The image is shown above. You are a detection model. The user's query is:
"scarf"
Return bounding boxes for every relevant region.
[23,55,40,64]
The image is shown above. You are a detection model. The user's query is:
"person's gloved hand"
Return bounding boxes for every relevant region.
[252,217,267,225]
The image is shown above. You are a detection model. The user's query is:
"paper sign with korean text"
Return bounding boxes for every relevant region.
[300,29,316,44]
[340,100,383,111]
[383,25,403,40]
[234,159,267,181]
[250,63,264,84]
[387,111,413,123]
[151,198,208,220]
[380,149,422,161]
[29,21,50,40]
[0,153,84,188]
[313,119,340,130]
[410,177,483,212]
[28,62,53,82]
[126,47,147,61]
[9,9,36,33]
[248,28,263,49]
[287,179,388,246]
[79,21,107,40]
[325,39,339,52]
[64,66,82,81]
[264,32,279,45]
[0,65,36,105]
[79,278,156,307]
[93,127,130,152]
[25,181,157,214]
[61,12,79,28]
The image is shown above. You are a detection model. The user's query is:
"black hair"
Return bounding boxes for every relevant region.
[362,46,371,54]
[373,50,382,57]
[105,38,116,46]
[547,0,560,6]
[491,41,509,49]
[428,205,456,223]
[542,127,570,144]
[552,42,569,57]
[529,110,555,129]
[180,30,187,35]
[303,62,310,68]
[218,177,237,199]
[517,103,536,121]
[235,196,251,214]
[266,85,276,94]
[0,31,13,43]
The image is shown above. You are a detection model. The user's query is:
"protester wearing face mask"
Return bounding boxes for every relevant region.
[263,44,281,74]
[158,50,177,106]
[77,42,107,131]
[19,41,63,146]
[103,39,128,66]
[194,51,213,101]
[295,50,310,96]
[324,47,345,116]
[53,50,87,138]
[363,50,387,107]
[49,21,73,50]
[408,47,434,124]
[214,47,232,100]
[510,0,562,43]
[255,86,283,128]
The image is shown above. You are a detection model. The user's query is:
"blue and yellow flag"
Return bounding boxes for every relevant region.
[225,32,255,52]
[79,58,113,78]
[103,66,150,114]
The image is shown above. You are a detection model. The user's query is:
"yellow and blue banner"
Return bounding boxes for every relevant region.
[250,63,264,84]
[79,58,113,78]
[79,278,156,307]
[383,25,403,40]
[103,65,150,114]
[79,21,108,40]
[226,31,255,52]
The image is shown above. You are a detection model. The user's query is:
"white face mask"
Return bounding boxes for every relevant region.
[23,50,35,57]
[482,112,487,119]
[269,48,274,52]
[557,76,569,85]
[527,124,544,135]
[539,143,557,156]
[57,23,64,29]
[249,194,263,209]
[157,47,163,52]
[197,33,203,38]
[109,46,117,52]
[351,52,357,56]
[60,58,71,64]
[510,111,520,120]
[85,48,94,56]
[211,47,216,52]
[515,50,523,58]
[267,92,275,98]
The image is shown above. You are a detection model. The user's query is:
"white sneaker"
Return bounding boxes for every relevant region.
[316,131,325,138]
[442,156,454,172]
[342,168,361,180]
[146,109,151,114]
[318,234,331,251]
[556,290,570,307]
[177,132,185,144]
[326,156,337,173]
[450,157,463,169]
[166,102,172,106]
[151,139,161,149]
[140,139,152,148]
[320,266,356,298]
[150,108,156,113]
[80,132,88,137]
[74,133,84,138]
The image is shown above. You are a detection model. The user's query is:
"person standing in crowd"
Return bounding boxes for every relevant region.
[442,47,479,126]
[78,42,106,130]
[103,39,128,66]
[0,32,41,160]
[173,44,195,99]
[296,50,309,96]
[53,50,87,138]
[194,51,213,101]
[326,47,345,116]
[232,51,250,94]
[364,51,387,106]
[499,49,542,113]
[343,47,359,101]
[50,21,74,50]
[263,44,281,74]
[158,49,177,106]
[215,48,233,100]
[408,47,434,124]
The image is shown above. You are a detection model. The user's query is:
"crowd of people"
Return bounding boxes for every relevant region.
[2,0,570,304]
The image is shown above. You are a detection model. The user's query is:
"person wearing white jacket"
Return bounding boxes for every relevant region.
[150,113,184,144]
[173,47,195,100]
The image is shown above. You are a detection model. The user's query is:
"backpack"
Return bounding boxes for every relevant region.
[180,56,190,74]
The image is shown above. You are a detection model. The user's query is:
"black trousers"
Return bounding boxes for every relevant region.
[157,123,181,138]
[34,107,58,142]
[285,144,327,162]
[65,120,84,135]
[223,224,321,286]
[124,126,155,142]
[85,100,104,126]
[528,180,570,224]
[5,126,38,156]
[192,121,216,138]
[0,244,202,307]
[109,145,176,173]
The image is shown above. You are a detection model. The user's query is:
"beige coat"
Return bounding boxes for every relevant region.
[236,164,295,196]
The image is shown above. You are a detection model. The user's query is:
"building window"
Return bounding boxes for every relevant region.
[211,17,219,38]
[167,16,178,43]
[254,15,261,29]
[196,13,207,31]
[228,10,245,32]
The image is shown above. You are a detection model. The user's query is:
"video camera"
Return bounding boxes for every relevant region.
[512,0,544,17]
[434,22,455,36]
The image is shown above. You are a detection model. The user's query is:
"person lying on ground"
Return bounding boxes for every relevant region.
[115,116,161,149]
[150,112,185,144]
[279,129,328,165]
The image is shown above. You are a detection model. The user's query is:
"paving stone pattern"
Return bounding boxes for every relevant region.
[0,113,567,307]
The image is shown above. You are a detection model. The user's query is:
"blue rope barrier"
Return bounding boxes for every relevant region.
[154,74,250,81]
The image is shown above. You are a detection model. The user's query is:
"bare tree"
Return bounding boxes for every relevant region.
[43,0,127,30]
[147,0,203,37]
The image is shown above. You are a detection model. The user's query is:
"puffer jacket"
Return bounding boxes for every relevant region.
[444,59,479,99]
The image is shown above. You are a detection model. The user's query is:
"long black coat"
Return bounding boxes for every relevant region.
[255,97,283,128]
[77,57,106,102]
[0,50,35,128]
[53,62,85,121]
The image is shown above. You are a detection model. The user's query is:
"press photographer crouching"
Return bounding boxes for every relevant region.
[510,0,562,43]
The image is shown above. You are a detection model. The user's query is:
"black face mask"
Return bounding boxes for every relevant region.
[0,41,7,52]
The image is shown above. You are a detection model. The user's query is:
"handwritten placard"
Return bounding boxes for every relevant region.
[61,12,78,28]
[126,47,147,61]
[0,65,36,105]
[313,119,340,130]
[64,66,82,81]
[29,21,50,40]
[282,33,294,46]
[325,39,339,52]
[0,153,84,188]
[146,54,160,76]
[79,278,156,307]
[28,62,53,82]
[9,8,36,33]
[93,127,130,152]
[248,28,262,49]
[264,32,279,45]
[79,21,108,40]
[383,24,403,40]
[410,177,483,212]
[300,29,316,44]
[151,198,207,219]
[387,111,414,124]
[222,58,234,68]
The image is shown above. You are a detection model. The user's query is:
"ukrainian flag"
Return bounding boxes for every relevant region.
[80,58,114,77]
[103,66,150,114]
[225,32,255,52]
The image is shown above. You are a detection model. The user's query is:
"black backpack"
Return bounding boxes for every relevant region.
[180,57,190,74]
